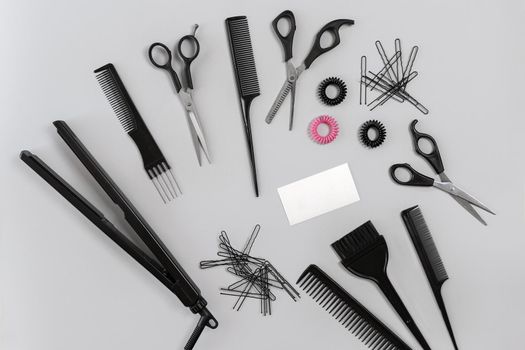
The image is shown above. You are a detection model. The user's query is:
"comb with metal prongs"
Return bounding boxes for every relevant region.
[94,63,181,203]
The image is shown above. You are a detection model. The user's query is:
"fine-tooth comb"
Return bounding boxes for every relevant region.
[332,221,431,350]
[297,265,412,350]
[94,63,181,203]
[402,206,459,350]
[225,16,261,197]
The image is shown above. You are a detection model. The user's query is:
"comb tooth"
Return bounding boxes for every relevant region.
[148,169,167,203]
[327,299,343,313]
[362,326,376,343]
[334,304,349,320]
[326,298,340,313]
[350,315,365,332]
[298,272,314,288]
[343,311,358,328]
[338,308,353,324]
[152,168,171,202]
[331,301,346,317]
[306,280,322,294]
[312,285,327,300]
[316,287,331,303]
[366,331,381,349]
[320,292,335,308]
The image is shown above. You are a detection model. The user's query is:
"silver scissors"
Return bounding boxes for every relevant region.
[149,24,211,166]
[390,120,495,225]
[265,11,354,130]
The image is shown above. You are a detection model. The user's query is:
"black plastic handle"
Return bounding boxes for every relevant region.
[390,163,435,187]
[303,19,354,69]
[378,275,431,350]
[148,42,182,92]
[410,119,444,174]
[272,10,296,61]
[177,34,200,89]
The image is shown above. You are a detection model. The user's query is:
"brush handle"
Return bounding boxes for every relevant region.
[241,97,259,197]
[378,275,431,350]
[433,287,459,350]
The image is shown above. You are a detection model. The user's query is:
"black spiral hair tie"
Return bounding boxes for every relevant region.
[318,77,347,106]
[359,120,386,148]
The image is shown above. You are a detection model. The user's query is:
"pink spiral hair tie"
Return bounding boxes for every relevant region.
[308,115,339,145]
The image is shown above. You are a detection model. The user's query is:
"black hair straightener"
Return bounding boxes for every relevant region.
[20,120,217,350]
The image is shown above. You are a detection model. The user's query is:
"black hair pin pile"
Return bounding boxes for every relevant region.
[200,225,299,315]
[360,38,428,115]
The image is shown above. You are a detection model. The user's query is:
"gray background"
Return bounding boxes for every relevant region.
[1,0,524,349]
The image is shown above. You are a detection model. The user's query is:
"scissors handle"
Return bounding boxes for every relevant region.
[177,33,200,90]
[390,163,435,187]
[410,119,444,174]
[272,10,296,61]
[148,42,182,92]
[303,19,354,69]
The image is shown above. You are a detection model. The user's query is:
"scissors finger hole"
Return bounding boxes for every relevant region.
[277,17,291,37]
[150,45,171,66]
[393,167,413,183]
[417,137,435,155]
[320,30,336,49]
[179,36,199,60]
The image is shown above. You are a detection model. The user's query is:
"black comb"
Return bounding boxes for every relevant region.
[297,265,412,350]
[225,16,260,197]
[94,63,181,203]
[332,221,431,350]
[402,206,459,350]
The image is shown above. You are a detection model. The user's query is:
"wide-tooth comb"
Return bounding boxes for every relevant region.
[94,63,181,203]
[225,16,260,197]
[402,206,458,350]
[332,221,431,350]
[297,265,412,350]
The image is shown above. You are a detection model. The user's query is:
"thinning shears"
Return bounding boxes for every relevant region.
[390,120,495,225]
[265,11,354,130]
[149,24,211,166]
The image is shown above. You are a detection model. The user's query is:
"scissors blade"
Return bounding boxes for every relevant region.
[288,82,296,130]
[187,113,202,166]
[187,109,211,163]
[433,181,495,215]
[439,173,487,225]
[179,90,211,165]
[265,79,293,124]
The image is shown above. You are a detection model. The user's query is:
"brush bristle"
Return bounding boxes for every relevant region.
[226,16,260,98]
[297,265,411,350]
[404,206,448,283]
[94,64,137,134]
[331,221,381,260]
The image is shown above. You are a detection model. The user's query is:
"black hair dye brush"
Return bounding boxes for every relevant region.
[332,221,431,350]
[402,206,459,350]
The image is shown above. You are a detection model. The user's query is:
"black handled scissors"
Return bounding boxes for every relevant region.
[149,24,211,166]
[265,11,354,130]
[390,120,495,225]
